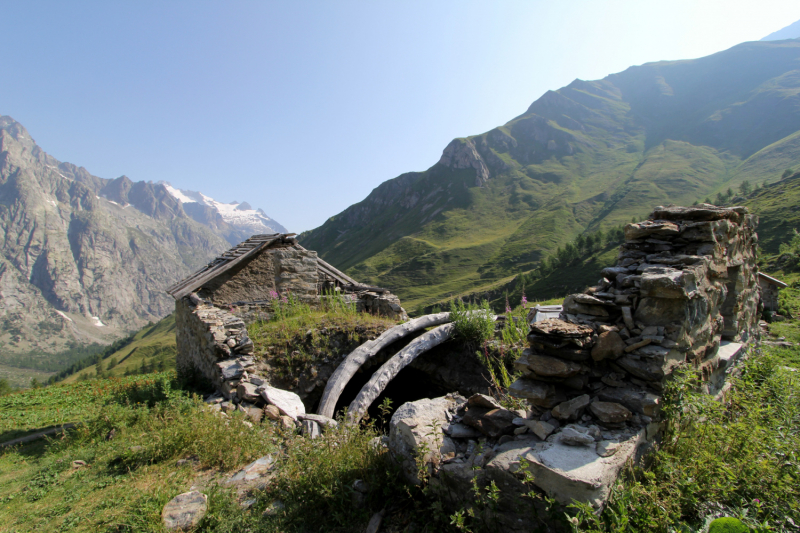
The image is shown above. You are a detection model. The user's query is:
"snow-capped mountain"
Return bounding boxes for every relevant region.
[161,182,288,237]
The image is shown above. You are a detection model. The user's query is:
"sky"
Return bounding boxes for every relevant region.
[2,1,800,233]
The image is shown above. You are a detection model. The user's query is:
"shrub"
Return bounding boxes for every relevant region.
[449,299,495,349]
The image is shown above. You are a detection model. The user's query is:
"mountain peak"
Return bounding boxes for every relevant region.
[159,181,288,239]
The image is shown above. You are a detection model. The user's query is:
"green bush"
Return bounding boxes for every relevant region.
[449,299,495,349]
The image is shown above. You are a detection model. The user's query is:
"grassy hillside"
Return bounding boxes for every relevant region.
[300,39,800,312]
[62,314,177,383]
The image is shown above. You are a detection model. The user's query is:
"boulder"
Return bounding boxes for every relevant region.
[263,405,281,421]
[591,331,625,361]
[508,378,564,408]
[259,386,306,420]
[467,393,503,411]
[228,455,276,483]
[387,395,464,484]
[551,394,591,420]
[297,413,338,430]
[162,491,208,531]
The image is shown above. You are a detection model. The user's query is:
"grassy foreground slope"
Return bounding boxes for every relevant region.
[0,311,798,531]
[300,39,800,312]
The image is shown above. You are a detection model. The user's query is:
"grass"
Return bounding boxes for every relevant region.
[0,373,403,533]
[2,277,800,532]
[62,315,178,383]
[248,294,399,382]
[572,348,800,532]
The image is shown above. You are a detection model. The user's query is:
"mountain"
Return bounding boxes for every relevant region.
[0,116,284,380]
[160,182,287,244]
[762,19,800,41]
[299,39,800,312]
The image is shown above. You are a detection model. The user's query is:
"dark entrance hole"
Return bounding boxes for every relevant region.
[334,365,452,428]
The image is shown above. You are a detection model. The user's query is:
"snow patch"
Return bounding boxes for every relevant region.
[48,200,57,206]
[91,316,105,327]
[161,181,284,233]
[55,310,73,322]
[163,183,198,204]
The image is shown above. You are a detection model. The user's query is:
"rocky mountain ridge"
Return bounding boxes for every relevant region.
[299,38,800,312]
[0,116,285,375]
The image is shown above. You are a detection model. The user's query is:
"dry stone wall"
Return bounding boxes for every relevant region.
[386,205,761,517]
[175,297,257,397]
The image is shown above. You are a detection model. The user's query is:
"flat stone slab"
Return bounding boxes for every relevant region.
[162,491,208,530]
[516,429,646,507]
[259,386,306,420]
[529,319,594,339]
[228,455,276,483]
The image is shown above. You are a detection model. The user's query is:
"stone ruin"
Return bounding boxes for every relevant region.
[166,233,408,401]
[384,204,760,528]
[165,206,762,529]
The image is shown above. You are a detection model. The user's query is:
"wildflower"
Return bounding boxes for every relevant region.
[521,294,528,309]
[505,295,512,314]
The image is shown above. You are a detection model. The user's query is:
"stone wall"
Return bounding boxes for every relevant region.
[200,247,318,306]
[386,205,761,516]
[175,297,258,398]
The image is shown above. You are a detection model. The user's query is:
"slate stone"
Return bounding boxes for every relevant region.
[591,331,626,361]
[529,319,594,338]
[162,491,208,530]
[527,354,582,378]
[259,386,306,420]
[589,401,632,424]
[551,394,591,421]
[462,407,517,438]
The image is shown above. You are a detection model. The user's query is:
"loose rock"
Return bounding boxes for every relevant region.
[162,491,208,531]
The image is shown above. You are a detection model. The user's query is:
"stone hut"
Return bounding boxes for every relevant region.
[758,271,787,313]
[166,233,407,394]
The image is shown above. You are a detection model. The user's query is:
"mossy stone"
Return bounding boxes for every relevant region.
[708,517,748,533]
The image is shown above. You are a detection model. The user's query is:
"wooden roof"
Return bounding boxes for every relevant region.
[166,234,381,300]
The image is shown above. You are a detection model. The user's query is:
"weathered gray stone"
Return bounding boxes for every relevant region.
[388,396,464,484]
[259,386,305,420]
[445,423,482,439]
[551,394,591,420]
[297,413,338,429]
[228,455,276,483]
[559,426,595,446]
[162,491,208,530]
[530,319,594,338]
[237,382,261,403]
[589,401,632,424]
[301,419,322,438]
[524,419,555,440]
[263,405,281,421]
[527,354,582,378]
[467,393,503,411]
[462,407,517,438]
[591,331,625,361]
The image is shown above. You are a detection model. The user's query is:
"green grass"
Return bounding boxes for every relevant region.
[62,315,178,384]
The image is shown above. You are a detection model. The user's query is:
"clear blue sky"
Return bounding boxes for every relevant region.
[2,1,799,232]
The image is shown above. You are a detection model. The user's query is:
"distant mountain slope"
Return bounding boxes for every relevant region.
[762,19,800,41]
[300,39,800,312]
[0,116,284,375]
